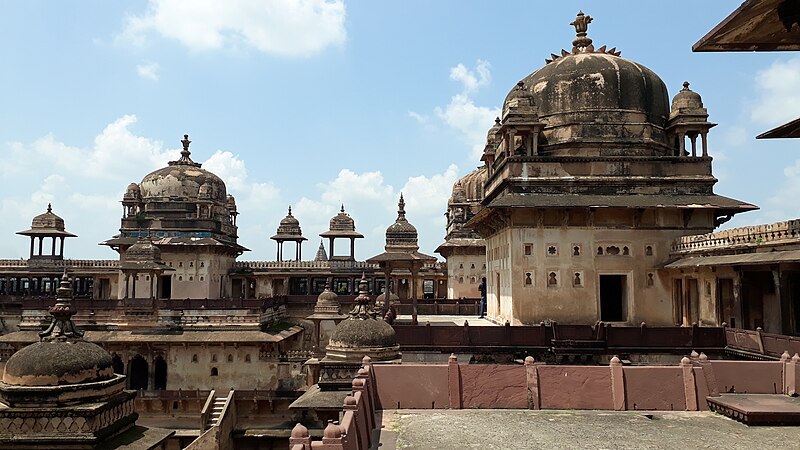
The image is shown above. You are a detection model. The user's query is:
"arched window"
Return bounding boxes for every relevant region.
[192,354,198,363]
[210,367,219,377]
[227,354,233,363]
[129,355,148,390]
[111,354,124,375]
[154,355,167,390]
[245,354,251,363]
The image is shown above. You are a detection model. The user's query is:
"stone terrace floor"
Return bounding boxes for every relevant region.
[394,315,497,326]
[374,409,800,449]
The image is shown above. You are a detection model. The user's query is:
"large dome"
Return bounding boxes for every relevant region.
[138,134,227,203]
[140,165,227,202]
[504,14,671,155]
[2,341,114,387]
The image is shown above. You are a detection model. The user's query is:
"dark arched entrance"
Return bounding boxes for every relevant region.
[129,355,148,390]
[111,354,124,375]
[154,355,167,390]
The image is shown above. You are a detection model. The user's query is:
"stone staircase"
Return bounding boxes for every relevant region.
[205,395,227,429]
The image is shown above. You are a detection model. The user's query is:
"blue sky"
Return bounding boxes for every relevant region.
[1,1,799,261]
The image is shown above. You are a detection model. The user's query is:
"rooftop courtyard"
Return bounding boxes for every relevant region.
[377,409,800,450]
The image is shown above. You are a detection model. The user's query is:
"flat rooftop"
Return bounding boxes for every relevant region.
[376,409,800,449]
[394,315,497,326]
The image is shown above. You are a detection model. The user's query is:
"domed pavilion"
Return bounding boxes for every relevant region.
[367,194,436,325]
[102,135,248,300]
[0,274,171,448]
[465,11,756,326]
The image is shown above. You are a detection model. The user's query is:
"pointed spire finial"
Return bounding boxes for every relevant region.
[39,271,84,342]
[570,11,594,53]
[171,133,200,167]
[47,203,52,213]
[340,204,345,213]
[288,205,293,216]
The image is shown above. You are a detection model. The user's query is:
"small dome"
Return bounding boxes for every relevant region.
[272,206,305,241]
[329,205,355,232]
[123,183,141,201]
[226,195,237,211]
[386,194,418,248]
[125,239,163,263]
[486,117,502,146]
[328,317,398,350]
[31,204,66,232]
[317,287,339,306]
[2,341,114,386]
[669,81,709,122]
[375,291,399,304]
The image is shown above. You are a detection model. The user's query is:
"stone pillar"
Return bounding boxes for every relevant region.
[447,354,462,409]
[59,237,65,256]
[680,356,698,411]
[701,132,708,157]
[610,356,626,411]
[38,237,43,256]
[329,237,335,259]
[411,267,419,325]
[349,238,355,260]
[28,237,34,259]
[690,133,697,157]
[524,356,540,409]
[678,132,686,157]
[125,274,130,300]
[51,237,56,256]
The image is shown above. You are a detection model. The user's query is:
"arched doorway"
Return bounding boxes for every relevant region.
[111,354,124,375]
[129,355,148,390]
[154,355,167,390]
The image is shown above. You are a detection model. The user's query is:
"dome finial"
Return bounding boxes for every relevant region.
[39,271,84,342]
[340,204,345,213]
[570,10,594,53]
[398,193,406,219]
[495,116,501,126]
[46,203,52,213]
[288,205,292,216]
[170,133,200,167]
[682,81,690,90]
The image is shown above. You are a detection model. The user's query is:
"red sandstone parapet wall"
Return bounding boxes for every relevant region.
[372,354,800,411]
[290,353,800,449]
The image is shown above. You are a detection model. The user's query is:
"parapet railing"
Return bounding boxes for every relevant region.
[724,327,800,360]
[0,259,119,269]
[392,322,726,351]
[671,219,800,254]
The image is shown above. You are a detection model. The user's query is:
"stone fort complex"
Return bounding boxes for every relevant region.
[1,4,800,449]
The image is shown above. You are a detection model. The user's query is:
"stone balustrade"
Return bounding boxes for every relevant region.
[0,259,119,269]
[671,219,800,254]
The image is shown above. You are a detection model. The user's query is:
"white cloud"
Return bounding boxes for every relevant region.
[136,61,160,80]
[118,0,347,57]
[407,111,428,124]
[435,93,500,160]
[284,165,458,260]
[411,60,499,161]
[751,57,800,126]
[449,60,491,93]
[0,116,284,260]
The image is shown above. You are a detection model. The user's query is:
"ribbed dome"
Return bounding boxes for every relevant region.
[124,183,141,201]
[30,204,66,231]
[385,194,418,248]
[328,318,398,350]
[669,81,709,123]
[139,135,227,203]
[325,275,400,362]
[2,341,114,387]
[329,205,355,231]
[505,13,671,155]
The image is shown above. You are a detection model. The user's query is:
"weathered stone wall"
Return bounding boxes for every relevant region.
[486,211,716,325]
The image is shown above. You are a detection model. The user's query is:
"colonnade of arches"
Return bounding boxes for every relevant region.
[111,353,167,391]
